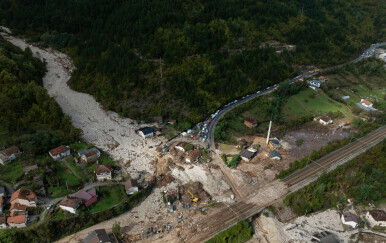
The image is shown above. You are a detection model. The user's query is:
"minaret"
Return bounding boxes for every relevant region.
[266,120,272,145]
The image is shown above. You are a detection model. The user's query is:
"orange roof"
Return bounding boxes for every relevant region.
[95,164,111,175]
[10,203,27,211]
[244,117,257,124]
[7,214,26,224]
[49,145,68,156]
[2,146,20,156]
[10,188,36,203]
[361,99,372,106]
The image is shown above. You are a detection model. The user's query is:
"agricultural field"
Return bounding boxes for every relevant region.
[281,89,354,122]
[325,72,386,111]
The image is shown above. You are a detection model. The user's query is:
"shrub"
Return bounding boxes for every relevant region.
[295,138,304,146]
[206,220,254,243]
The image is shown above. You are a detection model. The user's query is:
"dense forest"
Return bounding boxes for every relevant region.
[0,0,385,123]
[284,142,386,215]
[0,37,80,157]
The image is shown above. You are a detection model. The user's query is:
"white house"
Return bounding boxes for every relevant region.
[366,210,386,227]
[341,212,359,228]
[49,145,70,161]
[95,164,112,181]
[309,80,321,90]
[59,196,81,214]
[319,116,333,125]
[0,146,21,165]
[360,99,373,108]
[138,127,154,138]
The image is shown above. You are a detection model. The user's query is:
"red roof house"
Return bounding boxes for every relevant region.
[49,145,70,161]
[75,188,97,207]
[244,117,257,128]
[360,99,373,108]
[10,188,37,207]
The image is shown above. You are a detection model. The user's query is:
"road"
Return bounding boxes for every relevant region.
[206,41,386,147]
[186,125,385,243]
[0,179,15,195]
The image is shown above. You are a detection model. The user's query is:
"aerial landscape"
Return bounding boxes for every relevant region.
[0,0,385,242]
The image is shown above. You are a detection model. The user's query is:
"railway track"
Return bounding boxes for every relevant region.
[283,126,386,186]
[185,126,386,243]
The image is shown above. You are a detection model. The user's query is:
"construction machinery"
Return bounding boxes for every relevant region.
[187,190,199,203]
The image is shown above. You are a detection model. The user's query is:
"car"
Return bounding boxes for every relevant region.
[46,204,53,210]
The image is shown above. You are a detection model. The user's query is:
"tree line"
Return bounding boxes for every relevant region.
[0,0,384,124]
[0,37,81,156]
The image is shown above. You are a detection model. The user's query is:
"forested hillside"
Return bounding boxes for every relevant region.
[1,0,384,123]
[0,37,80,155]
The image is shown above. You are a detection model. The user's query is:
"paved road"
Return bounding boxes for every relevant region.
[0,179,15,195]
[186,125,386,242]
[206,42,386,147]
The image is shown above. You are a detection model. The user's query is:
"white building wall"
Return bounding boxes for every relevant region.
[59,205,77,214]
[366,212,386,227]
[341,215,358,228]
[96,172,112,181]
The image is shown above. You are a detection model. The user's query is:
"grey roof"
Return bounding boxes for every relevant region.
[79,147,100,156]
[343,212,358,223]
[271,139,280,145]
[270,149,281,159]
[78,148,89,156]
[140,127,154,135]
[310,79,320,84]
[83,229,111,243]
[312,231,339,243]
[240,149,256,160]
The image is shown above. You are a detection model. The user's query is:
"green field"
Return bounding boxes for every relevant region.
[326,72,386,111]
[0,161,24,184]
[66,156,86,180]
[88,185,127,213]
[48,162,82,197]
[282,89,354,122]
